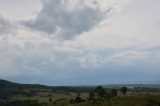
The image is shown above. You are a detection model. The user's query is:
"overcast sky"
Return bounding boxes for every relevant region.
[0,0,160,85]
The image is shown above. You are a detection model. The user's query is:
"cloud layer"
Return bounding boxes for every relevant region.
[24,0,128,39]
[0,0,160,85]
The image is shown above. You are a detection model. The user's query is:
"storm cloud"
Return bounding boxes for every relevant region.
[24,0,127,39]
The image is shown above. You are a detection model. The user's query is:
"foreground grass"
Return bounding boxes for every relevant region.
[68,95,160,106]
[68,102,92,106]
[11,92,160,106]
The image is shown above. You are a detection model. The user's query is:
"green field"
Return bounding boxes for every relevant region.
[10,91,160,106]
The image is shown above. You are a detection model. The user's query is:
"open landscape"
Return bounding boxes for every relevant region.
[0,79,160,106]
[0,0,160,106]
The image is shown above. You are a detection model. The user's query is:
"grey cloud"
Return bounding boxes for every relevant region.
[24,0,111,39]
[0,15,16,35]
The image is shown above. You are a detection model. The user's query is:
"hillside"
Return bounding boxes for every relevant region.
[0,79,93,99]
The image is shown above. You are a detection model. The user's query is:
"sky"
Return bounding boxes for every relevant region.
[0,0,160,86]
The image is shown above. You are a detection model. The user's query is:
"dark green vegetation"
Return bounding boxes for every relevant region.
[120,87,127,96]
[0,79,160,106]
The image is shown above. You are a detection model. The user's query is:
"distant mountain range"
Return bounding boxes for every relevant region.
[1,79,160,89]
[0,79,52,89]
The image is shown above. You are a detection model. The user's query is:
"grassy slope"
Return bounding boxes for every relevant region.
[68,95,160,106]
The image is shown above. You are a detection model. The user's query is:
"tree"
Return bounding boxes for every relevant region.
[94,86,108,99]
[74,93,85,103]
[89,91,95,100]
[94,86,109,106]
[74,96,83,103]
[110,89,117,97]
[120,87,127,96]
[49,97,52,103]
